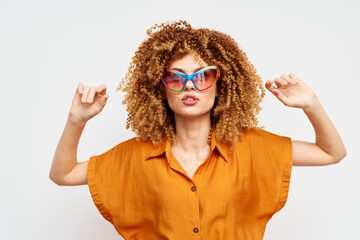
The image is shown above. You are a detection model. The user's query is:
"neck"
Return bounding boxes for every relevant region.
[172,112,212,160]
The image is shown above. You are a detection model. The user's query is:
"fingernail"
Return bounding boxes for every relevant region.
[87,99,92,103]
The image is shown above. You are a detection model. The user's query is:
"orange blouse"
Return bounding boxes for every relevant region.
[87,127,293,239]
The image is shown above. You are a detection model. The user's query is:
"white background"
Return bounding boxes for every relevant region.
[1,0,359,239]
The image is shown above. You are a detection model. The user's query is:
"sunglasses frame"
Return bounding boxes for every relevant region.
[161,65,220,92]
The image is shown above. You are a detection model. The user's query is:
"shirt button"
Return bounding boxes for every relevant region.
[193,227,199,233]
[191,186,197,192]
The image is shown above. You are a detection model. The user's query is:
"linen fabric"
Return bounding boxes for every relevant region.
[87,127,293,239]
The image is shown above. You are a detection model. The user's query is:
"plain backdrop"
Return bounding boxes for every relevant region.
[1,0,359,239]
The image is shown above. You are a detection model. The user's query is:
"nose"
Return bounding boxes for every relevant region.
[184,79,196,91]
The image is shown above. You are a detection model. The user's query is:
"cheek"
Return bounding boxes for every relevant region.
[206,97,216,109]
[198,91,216,110]
[164,90,177,110]
[206,88,217,104]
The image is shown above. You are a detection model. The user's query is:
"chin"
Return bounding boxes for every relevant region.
[168,100,215,120]
[174,109,212,120]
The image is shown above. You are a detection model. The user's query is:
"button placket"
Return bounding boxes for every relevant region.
[189,182,201,238]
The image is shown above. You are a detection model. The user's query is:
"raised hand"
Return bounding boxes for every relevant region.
[68,83,109,126]
[265,73,319,110]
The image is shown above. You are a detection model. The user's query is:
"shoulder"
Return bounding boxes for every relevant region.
[241,127,291,144]
[91,137,155,162]
[242,126,286,138]
[116,137,153,151]
[236,127,292,158]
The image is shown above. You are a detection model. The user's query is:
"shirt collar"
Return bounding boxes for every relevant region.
[145,130,230,162]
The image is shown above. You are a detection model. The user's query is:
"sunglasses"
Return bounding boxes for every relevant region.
[161,66,220,92]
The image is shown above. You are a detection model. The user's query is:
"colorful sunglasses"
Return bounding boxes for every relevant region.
[161,66,220,92]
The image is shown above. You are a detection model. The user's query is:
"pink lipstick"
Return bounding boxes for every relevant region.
[181,94,199,105]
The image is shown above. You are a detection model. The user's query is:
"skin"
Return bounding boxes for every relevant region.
[49,53,347,186]
[49,84,109,185]
[163,54,219,177]
[265,74,347,166]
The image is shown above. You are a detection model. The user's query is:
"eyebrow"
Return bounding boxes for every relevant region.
[170,67,204,74]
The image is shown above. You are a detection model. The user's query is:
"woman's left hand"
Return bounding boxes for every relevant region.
[265,73,319,111]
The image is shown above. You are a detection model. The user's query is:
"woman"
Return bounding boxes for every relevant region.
[50,20,346,239]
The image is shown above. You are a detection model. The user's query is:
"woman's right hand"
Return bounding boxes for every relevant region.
[68,83,109,126]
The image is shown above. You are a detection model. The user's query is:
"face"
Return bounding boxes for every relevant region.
[164,53,218,120]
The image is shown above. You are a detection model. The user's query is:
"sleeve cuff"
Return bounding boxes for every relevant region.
[87,155,113,223]
[275,136,293,212]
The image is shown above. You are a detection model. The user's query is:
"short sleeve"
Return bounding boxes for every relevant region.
[246,127,293,215]
[87,154,111,222]
[87,143,124,224]
[275,134,293,212]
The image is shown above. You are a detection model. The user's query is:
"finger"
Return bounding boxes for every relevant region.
[289,72,300,83]
[103,94,110,102]
[81,86,91,103]
[266,80,289,105]
[265,80,282,98]
[274,77,287,88]
[96,84,107,95]
[98,95,109,106]
[265,80,276,91]
[77,83,84,94]
[280,74,297,85]
[273,89,288,105]
[87,87,97,103]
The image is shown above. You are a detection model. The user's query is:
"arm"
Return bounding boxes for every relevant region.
[265,73,347,166]
[49,83,109,186]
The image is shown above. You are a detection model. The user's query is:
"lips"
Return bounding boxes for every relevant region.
[182,94,199,105]
[181,94,199,101]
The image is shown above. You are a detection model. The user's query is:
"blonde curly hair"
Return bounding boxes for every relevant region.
[116,20,265,149]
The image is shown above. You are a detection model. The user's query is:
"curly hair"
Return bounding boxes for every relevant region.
[116,20,265,150]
